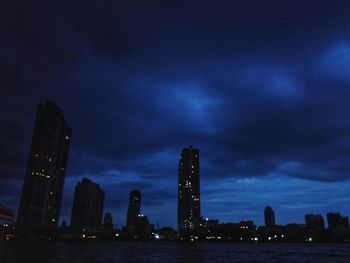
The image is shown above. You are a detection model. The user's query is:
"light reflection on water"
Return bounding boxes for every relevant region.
[0,242,349,263]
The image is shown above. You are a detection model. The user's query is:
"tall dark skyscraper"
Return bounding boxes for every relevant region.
[71,178,105,231]
[103,212,113,231]
[305,214,325,230]
[327,212,350,231]
[178,146,200,239]
[126,190,141,228]
[17,101,72,228]
[264,206,276,227]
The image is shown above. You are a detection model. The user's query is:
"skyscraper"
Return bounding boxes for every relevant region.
[71,178,105,231]
[327,212,350,231]
[264,206,276,227]
[103,212,113,231]
[126,190,141,228]
[305,214,325,230]
[178,146,200,240]
[133,214,153,239]
[17,101,72,228]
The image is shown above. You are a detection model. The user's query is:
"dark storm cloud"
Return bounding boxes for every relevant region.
[1,0,350,226]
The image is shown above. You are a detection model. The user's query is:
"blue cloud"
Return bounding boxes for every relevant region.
[319,42,350,80]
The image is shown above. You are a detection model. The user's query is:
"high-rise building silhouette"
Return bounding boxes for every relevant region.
[178,146,200,239]
[305,214,325,230]
[71,178,105,231]
[264,206,276,227]
[133,214,153,239]
[17,101,72,228]
[327,212,349,231]
[126,190,141,228]
[103,212,113,231]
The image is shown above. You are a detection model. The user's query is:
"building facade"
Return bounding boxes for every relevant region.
[178,146,200,240]
[264,206,276,227]
[126,190,141,228]
[71,178,105,231]
[17,101,72,228]
[103,212,113,231]
[133,214,153,239]
[305,214,325,230]
[327,212,349,231]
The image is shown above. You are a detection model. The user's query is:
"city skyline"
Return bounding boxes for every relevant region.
[1,0,350,229]
[6,99,349,230]
[2,99,350,229]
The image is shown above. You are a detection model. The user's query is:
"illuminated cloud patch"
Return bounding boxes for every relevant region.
[319,42,350,80]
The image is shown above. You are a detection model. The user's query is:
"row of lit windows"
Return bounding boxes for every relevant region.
[193,196,200,202]
[31,170,50,179]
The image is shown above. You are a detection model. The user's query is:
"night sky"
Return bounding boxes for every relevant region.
[1,0,350,229]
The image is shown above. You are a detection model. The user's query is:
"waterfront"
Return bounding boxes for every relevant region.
[0,242,349,263]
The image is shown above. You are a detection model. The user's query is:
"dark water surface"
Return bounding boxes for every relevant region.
[0,241,349,263]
